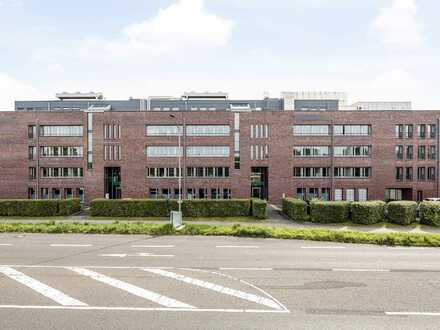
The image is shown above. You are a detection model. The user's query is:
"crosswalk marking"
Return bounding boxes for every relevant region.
[0,267,87,306]
[68,267,194,309]
[143,268,282,310]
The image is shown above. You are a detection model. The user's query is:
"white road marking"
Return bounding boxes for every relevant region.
[99,253,174,258]
[0,267,86,306]
[0,305,289,313]
[219,268,273,271]
[68,267,193,309]
[386,312,440,316]
[143,268,282,310]
[216,246,259,249]
[100,254,127,258]
[332,268,390,272]
[132,245,174,248]
[301,246,345,249]
[0,244,12,246]
[50,244,92,247]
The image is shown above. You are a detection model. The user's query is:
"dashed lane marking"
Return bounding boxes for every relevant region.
[50,244,92,247]
[332,268,390,272]
[301,246,345,249]
[215,246,259,249]
[219,268,273,271]
[131,245,174,248]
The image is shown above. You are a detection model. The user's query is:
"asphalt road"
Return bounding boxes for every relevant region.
[0,233,439,329]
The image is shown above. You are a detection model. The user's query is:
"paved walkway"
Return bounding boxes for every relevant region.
[1,204,440,235]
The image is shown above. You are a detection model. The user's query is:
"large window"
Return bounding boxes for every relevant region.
[334,146,370,157]
[41,167,84,178]
[428,167,436,181]
[334,167,371,178]
[395,145,404,160]
[293,167,330,178]
[395,167,403,181]
[293,146,330,157]
[334,125,371,136]
[40,146,83,157]
[418,146,426,160]
[429,124,436,139]
[186,125,230,136]
[186,146,230,157]
[429,145,436,160]
[292,125,329,136]
[146,167,181,178]
[145,125,182,136]
[406,145,413,160]
[39,126,83,137]
[145,146,182,157]
[417,167,426,181]
[187,167,230,178]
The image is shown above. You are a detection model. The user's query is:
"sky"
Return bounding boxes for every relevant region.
[0,0,439,109]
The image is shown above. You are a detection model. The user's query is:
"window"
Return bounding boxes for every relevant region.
[28,125,36,139]
[429,124,436,139]
[64,188,73,199]
[386,189,402,201]
[40,167,84,178]
[418,146,426,160]
[428,167,436,181]
[321,188,330,201]
[146,167,181,178]
[186,167,229,178]
[251,145,269,160]
[28,187,36,200]
[395,146,404,160]
[40,146,83,158]
[104,124,121,140]
[429,145,436,160]
[395,124,404,138]
[334,167,371,178]
[29,167,36,180]
[211,188,220,199]
[51,188,61,200]
[417,167,426,181]
[41,188,49,200]
[104,145,122,161]
[293,125,329,136]
[395,167,403,181]
[334,189,343,201]
[199,188,208,199]
[406,167,413,181]
[346,189,355,202]
[39,126,83,137]
[149,188,158,199]
[162,188,171,199]
[333,146,371,157]
[186,146,230,157]
[293,146,330,157]
[145,125,182,136]
[405,125,413,138]
[297,188,306,200]
[406,145,413,160]
[28,146,36,160]
[293,167,330,178]
[250,124,269,139]
[146,146,182,157]
[308,188,319,200]
[358,189,368,201]
[186,125,230,136]
[223,188,232,199]
[334,125,371,136]
[417,124,426,138]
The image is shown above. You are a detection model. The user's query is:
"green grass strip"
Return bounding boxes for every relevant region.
[0,223,439,247]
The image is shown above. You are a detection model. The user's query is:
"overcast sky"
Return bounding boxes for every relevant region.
[0,0,438,109]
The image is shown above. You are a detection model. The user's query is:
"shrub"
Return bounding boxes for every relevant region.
[251,199,267,219]
[282,198,308,222]
[387,201,417,225]
[420,201,440,226]
[90,199,252,218]
[0,199,80,217]
[351,201,386,225]
[310,200,351,223]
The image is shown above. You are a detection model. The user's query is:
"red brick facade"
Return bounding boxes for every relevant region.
[1,110,439,204]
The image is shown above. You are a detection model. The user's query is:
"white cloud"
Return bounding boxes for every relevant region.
[371,0,423,49]
[81,0,234,58]
[0,74,39,110]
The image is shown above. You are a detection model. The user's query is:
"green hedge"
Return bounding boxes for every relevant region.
[387,201,417,225]
[90,199,252,218]
[0,199,81,217]
[251,199,267,219]
[351,201,386,225]
[420,201,440,226]
[310,200,351,223]
[282,198,308,222]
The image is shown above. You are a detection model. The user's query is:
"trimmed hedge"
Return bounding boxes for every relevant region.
[387,201,417,225]
[251,199,267,219]
[90,199,252,218]
[351,201,386,225]
[282,198,308,222]
[0,199,81,217]
[420,201,440,226]
[310,200,351,223]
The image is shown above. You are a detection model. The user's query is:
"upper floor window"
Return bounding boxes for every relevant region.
[429,145,436,160]
[145,146,182,157]
[28,146,36,160]
[395,167,403,181]
[40,146,83,158]
[405,125,413,138]
[186,167,230,178]
[406,145,413,160]
[293,167,330,178]
[39,126,83,137]
[41,167,84,178]
[145,125,182,136]
[334,167,371,178]
[395,124,404,138]
[395,145,404,160]
[334,125,371,136]
[28,125,36,139]
[186,146,230,157]
[104,124,121,140]
[293,125,329,136]
[334,146,370,157]
[428,124,436,139]
[417,124,426,138]
[250,145,269,160]
[293,146,330,157]
[146,167,181,178]
[250,124,269,139]
[418,146,426,160]
[186,125,230,136]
